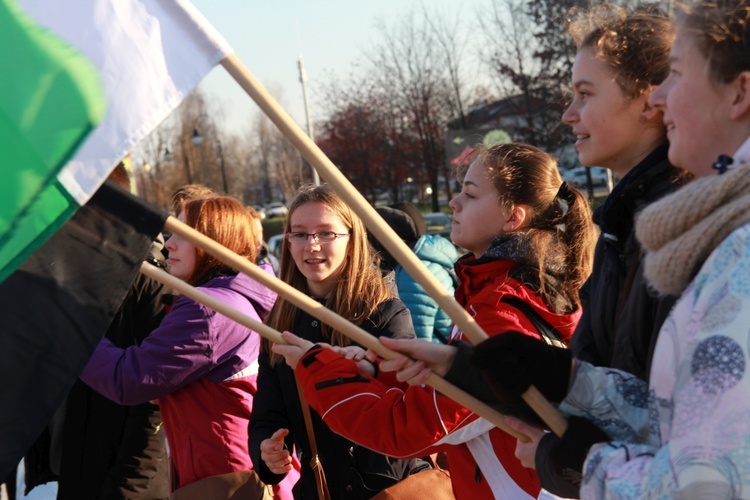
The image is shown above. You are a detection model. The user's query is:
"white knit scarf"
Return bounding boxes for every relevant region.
[635,162,750,296]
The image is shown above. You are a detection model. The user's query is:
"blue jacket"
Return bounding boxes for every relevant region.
[395,234,458,342]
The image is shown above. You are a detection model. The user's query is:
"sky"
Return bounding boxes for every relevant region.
[189,0,487,134]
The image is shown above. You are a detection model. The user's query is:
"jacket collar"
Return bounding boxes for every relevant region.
[595,143,680,243]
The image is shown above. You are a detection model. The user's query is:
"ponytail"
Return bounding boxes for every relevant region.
[477,144,596,312]
[553,182,595,307]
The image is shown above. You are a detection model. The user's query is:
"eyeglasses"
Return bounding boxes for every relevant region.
[285,231,351,244]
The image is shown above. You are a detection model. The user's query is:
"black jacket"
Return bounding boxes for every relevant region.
[541,145,689,498]
[570,144,687,381]
[249,298,429,498]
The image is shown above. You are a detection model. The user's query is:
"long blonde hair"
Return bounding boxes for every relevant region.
[263,184,392,365]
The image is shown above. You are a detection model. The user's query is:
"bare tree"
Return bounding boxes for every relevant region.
[420,3,473,201]
[476,0,574,152]
[243,111,308,205]
[275,138,305,203]
[367,12,457,212]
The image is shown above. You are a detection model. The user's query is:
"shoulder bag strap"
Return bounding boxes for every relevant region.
[500,296,567,349]
[295,377,332,500]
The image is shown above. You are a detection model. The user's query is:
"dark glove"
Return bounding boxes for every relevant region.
[548,416,610,486]
[469,330,573,405]
[535,433,581,498]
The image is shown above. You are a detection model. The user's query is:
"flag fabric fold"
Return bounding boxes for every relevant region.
[0,181,169,480]
[1,0,233,282]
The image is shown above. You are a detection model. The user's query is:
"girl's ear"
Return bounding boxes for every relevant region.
[729,71,750,121]
[640,85,661,123]
[502,205,529,232]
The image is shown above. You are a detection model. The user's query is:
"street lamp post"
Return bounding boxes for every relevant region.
[298,54,320,186]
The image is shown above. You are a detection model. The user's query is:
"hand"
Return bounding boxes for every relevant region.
[469,331,572,404]
[331,344,367,361]
[378,337,458,385]
[504,415,545,468]
[272,331,315,369]
[548,416,610,485]
[260,428,294,475]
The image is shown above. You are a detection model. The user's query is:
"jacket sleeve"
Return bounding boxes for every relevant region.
[249,350,294,486]
[80,293,235,405]
[296,346,478,459]
[369,297,417,340]
[556,360,659,498]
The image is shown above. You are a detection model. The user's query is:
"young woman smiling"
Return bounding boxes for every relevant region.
[249,184,427,498]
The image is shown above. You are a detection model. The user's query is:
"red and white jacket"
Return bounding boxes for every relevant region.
[296,256,580,499]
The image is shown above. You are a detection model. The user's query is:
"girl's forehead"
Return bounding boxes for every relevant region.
[466,158,487,175]
[466,159,494,181]
[292,202,344,225]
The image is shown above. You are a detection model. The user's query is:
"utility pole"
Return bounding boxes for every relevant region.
[298,54,320,186]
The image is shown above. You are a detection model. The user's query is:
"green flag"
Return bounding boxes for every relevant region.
[0,0,106,281]
[1,0,233,283]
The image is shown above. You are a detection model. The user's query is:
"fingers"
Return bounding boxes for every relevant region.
[271,343,296,357]
[514,439,537,469]
[270,428,289,443]
[330,345,366,361]
[379,337,457,377]
[378,355,409,373]
[395,360,428,383]
[355,359,376,377]
[504,415,544,440]
[260,429,294,474]
[379,336,422,356]
[265,453,294,474]
[280,330,313,350]
[347,349,365,361]
[402,365,433,386]
[380,357,432,386]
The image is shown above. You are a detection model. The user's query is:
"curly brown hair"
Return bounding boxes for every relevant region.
[568,4,673,99]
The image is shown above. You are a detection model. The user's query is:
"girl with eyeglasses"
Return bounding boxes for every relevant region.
[249,183,428,498]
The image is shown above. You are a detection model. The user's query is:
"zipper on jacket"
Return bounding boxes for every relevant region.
[315,374,370,390]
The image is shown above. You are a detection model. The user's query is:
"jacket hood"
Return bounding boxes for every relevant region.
[200,263,278,322]
[483,232,565,277]
[412,234,458,269]
[455,255,580,342]
[461,232,575,315]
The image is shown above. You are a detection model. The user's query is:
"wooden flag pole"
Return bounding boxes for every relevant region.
[219,54,568,437]
[141,257,530,443]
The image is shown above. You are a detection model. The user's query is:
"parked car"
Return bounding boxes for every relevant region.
[561,166,610,188]
[267,234,284,259]
[423,212,452,239]
[265,202,288,219]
